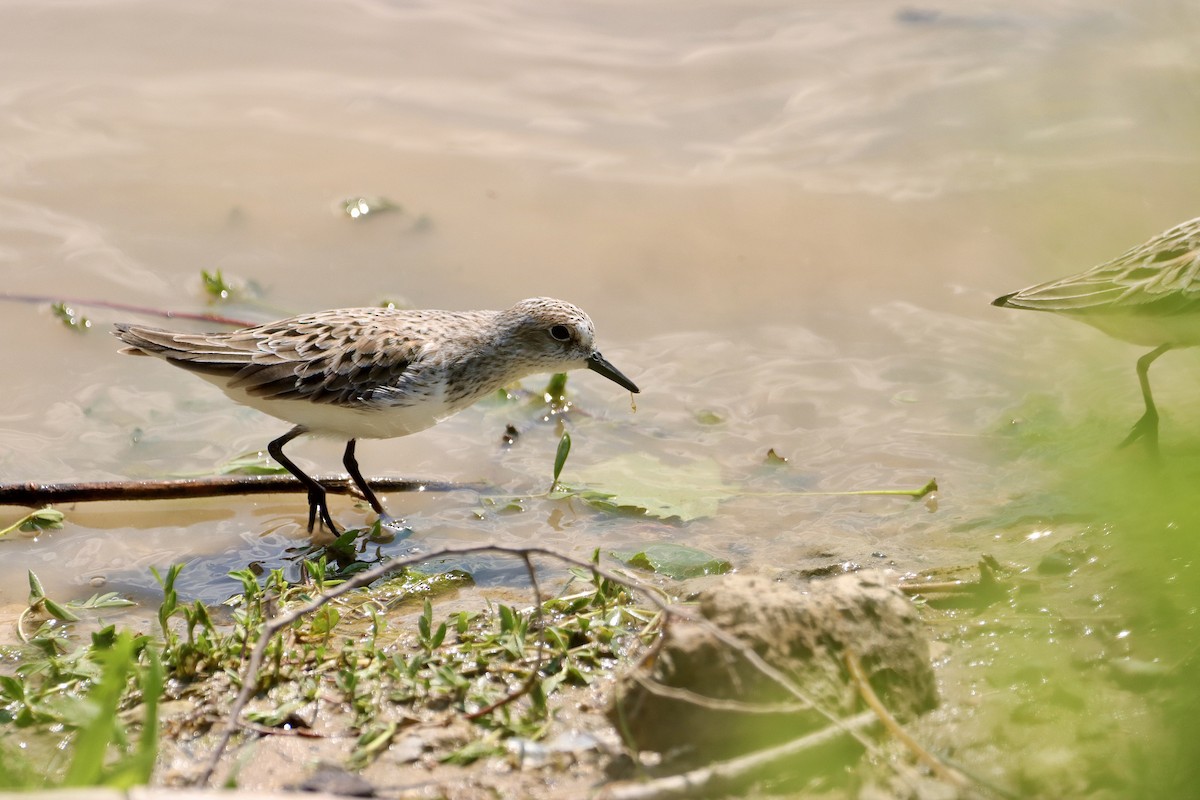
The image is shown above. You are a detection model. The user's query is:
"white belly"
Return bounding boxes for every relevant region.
[1072,310,1200,349]
[208,377,460,439]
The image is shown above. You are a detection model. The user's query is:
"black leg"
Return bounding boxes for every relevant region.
[267,425,338,533]
[342,439,386,516]
[1117,344,1171,456]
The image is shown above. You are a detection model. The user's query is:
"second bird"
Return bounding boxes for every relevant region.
[994,217,1200,454]
[114,296,640,532]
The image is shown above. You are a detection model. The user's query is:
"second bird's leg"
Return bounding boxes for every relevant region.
[1117,344,1172,456]
[268,425,339,533]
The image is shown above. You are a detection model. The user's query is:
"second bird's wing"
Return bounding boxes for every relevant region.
[996,218,1200,315]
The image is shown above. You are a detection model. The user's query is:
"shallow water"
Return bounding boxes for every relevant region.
[2,0,1200,791]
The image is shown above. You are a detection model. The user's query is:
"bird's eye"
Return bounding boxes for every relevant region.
[549,324,572,342]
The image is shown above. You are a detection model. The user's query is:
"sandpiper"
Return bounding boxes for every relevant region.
[993,216,1200,453]
[113,297,640,532]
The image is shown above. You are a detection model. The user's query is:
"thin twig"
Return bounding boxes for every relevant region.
[844,648,968,788]
[596,710,879,800]
[0,291,259,327]
[0,476,483,507]
[898,580,976,595]
[627,672,812,715]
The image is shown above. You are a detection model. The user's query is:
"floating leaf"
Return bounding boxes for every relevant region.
[612,543,732,579]
[566,453,734,521]
[215,451,288,476]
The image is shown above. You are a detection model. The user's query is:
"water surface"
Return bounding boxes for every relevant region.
[2,0,1199,790]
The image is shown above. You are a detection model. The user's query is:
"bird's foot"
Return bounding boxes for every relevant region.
[1117,410,1160,459]
[377,512,407,529]
[306,490,341,534]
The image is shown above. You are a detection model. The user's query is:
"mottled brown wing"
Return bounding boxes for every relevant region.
[113,309,426,407]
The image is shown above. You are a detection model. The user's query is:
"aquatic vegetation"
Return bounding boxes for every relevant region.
[0,551,657,787]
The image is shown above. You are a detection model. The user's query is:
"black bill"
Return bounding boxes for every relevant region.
[587,351,640,393]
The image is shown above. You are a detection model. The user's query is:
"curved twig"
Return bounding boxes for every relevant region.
[845,648,969,789]
[596,711,879,800]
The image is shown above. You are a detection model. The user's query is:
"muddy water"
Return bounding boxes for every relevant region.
[2,0,1200,787]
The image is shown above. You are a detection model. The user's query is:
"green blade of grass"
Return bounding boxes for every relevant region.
[63,633,137,786]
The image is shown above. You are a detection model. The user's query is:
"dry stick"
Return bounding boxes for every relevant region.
[0,476,481,507]
[595,710,879,800]
[844,649,968,789]
[195,545,875,786]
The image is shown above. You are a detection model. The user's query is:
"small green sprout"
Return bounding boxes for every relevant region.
[201,269,235,301]
[552,431,571,490]
[340,196,400,220]
[50,302,91,332]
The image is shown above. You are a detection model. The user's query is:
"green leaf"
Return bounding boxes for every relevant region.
[245,699,308,728]
[50,302,92,332]
[1,508,65,538]
[63,632,137,786]
[430,621,448,650]
[612,543,732,580]
[498,604,516,634]
[566,453,734,521]
[310,606,340,636]
[418,598,432,643]
[27,571,45,603]
[351,721,399,768]
[543,372,569,403]
[552,432,571,488]
[71,592,137,610]
[43,597,81,622]
[441,736,502,765]
[0,675,25,702]
[29,508,64,527]
[215,451,288,476]
[125,644,162,787]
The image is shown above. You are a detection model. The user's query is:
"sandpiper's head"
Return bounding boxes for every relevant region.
[502,297,639,393]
